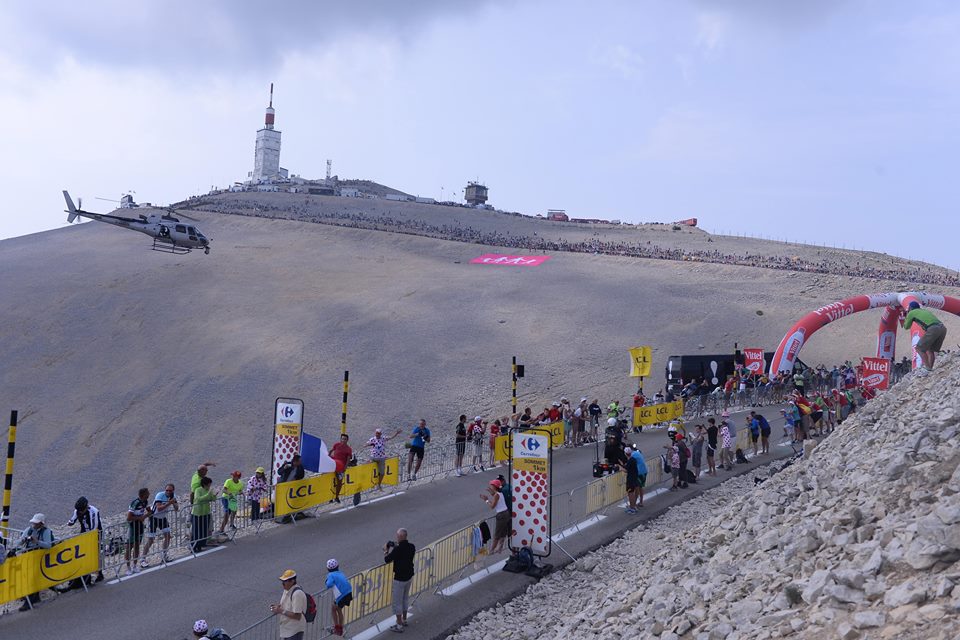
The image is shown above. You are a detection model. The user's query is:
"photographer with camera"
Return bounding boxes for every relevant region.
[18,513,55,610]
[383,528,415,632]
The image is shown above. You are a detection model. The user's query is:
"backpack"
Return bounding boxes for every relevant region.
[293,586,317,623]
[499,486,512,511]
[517,546,534,571]
[207,630,232,640]
[660,454,671,474]
[735,449,749,464]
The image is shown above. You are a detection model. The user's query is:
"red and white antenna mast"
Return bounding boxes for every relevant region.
[264,82,275,129]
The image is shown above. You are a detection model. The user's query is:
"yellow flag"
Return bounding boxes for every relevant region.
[629,346,652,377]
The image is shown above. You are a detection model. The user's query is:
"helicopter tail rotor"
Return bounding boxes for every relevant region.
[63,190,80,223]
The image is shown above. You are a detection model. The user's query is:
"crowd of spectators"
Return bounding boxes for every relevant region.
[192,197,960,287]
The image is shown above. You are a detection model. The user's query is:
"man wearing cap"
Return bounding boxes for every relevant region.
[367,427,401,490]
[481,479,509,553]
[247,467,270,521]
[141,483,178,567]
[325,558,352,636]
[329,434,353,504]
[218,471,244,536]
[271,569,307,640]
[192,619,211,638]
[18,514,54,609]
[902,301,947,373]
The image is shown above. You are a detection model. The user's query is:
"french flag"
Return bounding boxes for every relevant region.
[300,433,338,474]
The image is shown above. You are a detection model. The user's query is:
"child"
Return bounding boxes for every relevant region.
[325,558,352,636]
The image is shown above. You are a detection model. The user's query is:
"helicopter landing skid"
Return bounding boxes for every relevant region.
[151,240,192,255]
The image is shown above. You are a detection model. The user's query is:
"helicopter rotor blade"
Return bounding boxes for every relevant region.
[167,207,199,221]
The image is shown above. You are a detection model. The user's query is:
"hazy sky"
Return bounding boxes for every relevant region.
[1,1,957,268]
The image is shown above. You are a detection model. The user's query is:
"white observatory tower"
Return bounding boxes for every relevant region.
[252,83,282,182]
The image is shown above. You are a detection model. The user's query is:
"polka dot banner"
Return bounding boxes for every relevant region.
[509,431,551,557]
[272,399,304,485]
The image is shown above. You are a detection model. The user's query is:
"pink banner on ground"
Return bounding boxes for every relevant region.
[471,254,551,266]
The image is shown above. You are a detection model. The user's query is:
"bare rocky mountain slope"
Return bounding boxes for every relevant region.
[1,197,957,517]
[450,354,960,640]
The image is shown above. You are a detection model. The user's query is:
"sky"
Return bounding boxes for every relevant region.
[1,0,957,269]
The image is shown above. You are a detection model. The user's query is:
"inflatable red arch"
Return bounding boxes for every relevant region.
[769,292,960,376]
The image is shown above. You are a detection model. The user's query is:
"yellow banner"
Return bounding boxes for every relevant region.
[274,458,399,516]
[629,346,652,378]
[632,399,684,426]
[493,423,563,462]
[276,423,302,438]
[514,457,548,473]
[0,530,101,605]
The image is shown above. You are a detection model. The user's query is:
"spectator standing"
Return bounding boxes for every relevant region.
[329,434,353,503]
[675,434,690,488]
[719,416,733,471]
[560,397,573,446]
[141,484,178,567]
[325,558,353,637]
[631,447,648,507]
[481,479,510,553]
[65,496,105,585]
[218,471,244,535]
[246,467,270,521]
[278,455,305,484]
[406,419,431,481]
[190,476,217,553]
[470,417,486,472]
[691,425,705,478]
[270,569,307,640]
[488,419,501,467]
[793,370,805,396]
[454,415,468,477]
[190,462,217,504]
[367,428,401,490]
[705,418,718,476]
[588,399,602,440]
[751,411,772,454]
[666,438,681,490]
[384,528,416,632]
[18,513,54,610]
[624,447,640,514]
[902,301,947,372]
[125,487,151,576]
[519,407,534,430]
[746,415,760,457]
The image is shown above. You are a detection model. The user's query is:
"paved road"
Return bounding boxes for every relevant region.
[0,407,791,640]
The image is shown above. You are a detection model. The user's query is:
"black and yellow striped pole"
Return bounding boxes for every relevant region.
[511,357,518,416]
[340,371,349,435]
[1,410,16,545]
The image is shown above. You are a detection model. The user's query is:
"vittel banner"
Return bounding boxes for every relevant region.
[743,348,765,374]
[861,357,891,391]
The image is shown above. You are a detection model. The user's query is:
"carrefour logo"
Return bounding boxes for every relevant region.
[521,437,541,452]
[40,544,86,583]
[281,406,296,419]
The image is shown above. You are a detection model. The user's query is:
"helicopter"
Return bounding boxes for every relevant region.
[62,190,211,255]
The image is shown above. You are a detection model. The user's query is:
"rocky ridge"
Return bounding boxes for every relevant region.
[450,354,960,640]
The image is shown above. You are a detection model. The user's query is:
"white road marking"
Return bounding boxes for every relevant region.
[331,492,405,514]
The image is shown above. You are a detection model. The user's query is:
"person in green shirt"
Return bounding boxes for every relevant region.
[901,301,947,372]
[218,471,244,535]
[190,461,217,504]
[190,476,218,553]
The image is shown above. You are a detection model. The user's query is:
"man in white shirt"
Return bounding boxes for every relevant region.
[270,569,307,640]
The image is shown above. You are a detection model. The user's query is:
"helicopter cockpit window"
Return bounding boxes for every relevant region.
[175,225,186,233]
[188,227,196,235]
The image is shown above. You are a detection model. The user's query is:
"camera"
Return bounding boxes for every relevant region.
[385,540,395,550]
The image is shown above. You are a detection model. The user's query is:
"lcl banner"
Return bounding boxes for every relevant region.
[629,346,652,378]
[274,458,400,516]
[0,531,100,605]
[743,348,765,375]
[861,357,891,391]
[271,398,304,485]
[633,399,684,427]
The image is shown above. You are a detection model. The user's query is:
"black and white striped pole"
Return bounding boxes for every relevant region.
[1,410,17,546]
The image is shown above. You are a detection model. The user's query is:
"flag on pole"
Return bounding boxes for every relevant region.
[301,433,338,474]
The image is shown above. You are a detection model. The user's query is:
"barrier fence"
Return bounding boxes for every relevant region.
[230,426,757,639]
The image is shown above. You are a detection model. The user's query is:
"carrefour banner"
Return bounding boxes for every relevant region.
[629,346,652,378]
[274,458,399,516]
[493,421,563,462]
[861,357,891,391]
[633,399,684,426]
[0,531,100,604]
[272,398,304,485]
[509,432,551,557]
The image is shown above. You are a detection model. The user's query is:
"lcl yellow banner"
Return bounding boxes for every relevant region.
[493,421,563,462]
[633,399,684,426]
[629,346,652,377]
[0,530,100,605]
[274,458,399,516]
